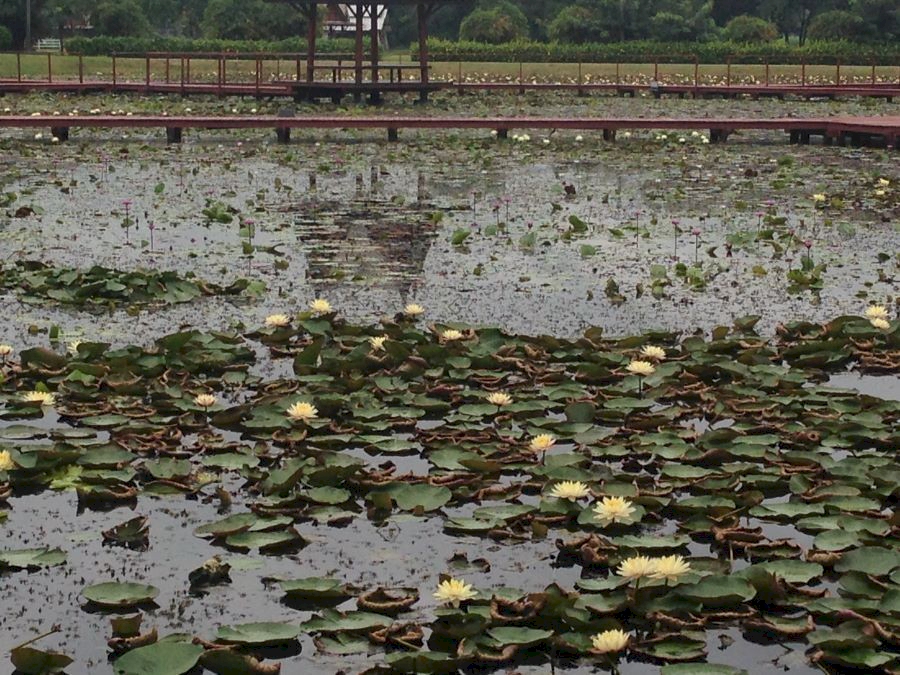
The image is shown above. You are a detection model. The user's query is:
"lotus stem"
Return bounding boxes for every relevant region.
[11,625,62,651]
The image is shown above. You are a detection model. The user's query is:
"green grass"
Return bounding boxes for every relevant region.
[1,53,896,86]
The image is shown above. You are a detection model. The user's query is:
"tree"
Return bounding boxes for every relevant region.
[849,0,899,40]
[459,1,529,43]
[807,10,867,41]
[92,0,151,36]
[723,14,778,42]
[548,5,601,43]
[758,0,835,44]
[202,0,304,40]
[711,0,761,26]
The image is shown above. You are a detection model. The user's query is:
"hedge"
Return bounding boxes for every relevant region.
[414,38,900,65]
[65,36,361,56]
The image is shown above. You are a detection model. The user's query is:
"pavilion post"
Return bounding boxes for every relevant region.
[306,3,317,84]
[370,5,379,82]
[355,1,364,100]
[417,2,430,102]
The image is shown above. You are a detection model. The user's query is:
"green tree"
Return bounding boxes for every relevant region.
[93,0,151,36]
[849,0,899,40]
[548,5,601,43]
[723,14,778,42]
[459,1,529,43]
[807,10,867,41]
[202,0,303,40]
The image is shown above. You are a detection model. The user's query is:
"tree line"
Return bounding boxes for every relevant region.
[1,0,897,51]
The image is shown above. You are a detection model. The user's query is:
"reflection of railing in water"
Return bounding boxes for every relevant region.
[292,171,438,287]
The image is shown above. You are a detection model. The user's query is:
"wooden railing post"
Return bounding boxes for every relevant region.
[835,59,841,86]
[165,57,170,84]
[16,52,21,82]
[726,56,731,87]
[764,58,769,86]
[47,53,52,83]
[145,55,150,88]
[801,60,806,87]
[78,54,83,84]
[112,54,117,86]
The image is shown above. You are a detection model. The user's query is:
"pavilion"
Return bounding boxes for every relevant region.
[287,1,463,103]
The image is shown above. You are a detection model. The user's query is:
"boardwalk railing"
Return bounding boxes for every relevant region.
[1,114,897,149]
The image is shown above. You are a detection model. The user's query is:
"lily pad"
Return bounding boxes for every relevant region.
[82,582,159,608]
[216,621,300,646]
[113,641,203,675]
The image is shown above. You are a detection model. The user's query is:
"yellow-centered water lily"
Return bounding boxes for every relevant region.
[404,303,425,317]
[0,449,14,471]
[287,401,318,421]
[865,305,889,321]
[369,335,388,351]
[640,345,666,361]
[265,313,290,328]
[548,481,590,501]
[310,298,332,315]
[651,555,692,583]
[0,344,13,358]
[593,496,636,526]
[590,629,630,654]
[486,391,512,406]
[812,193,826,203]
[871,318,890,330]
[616,555,658,581]
[433,577,477,607]
[626,360,655,377]
[194,394,217,408]
[441,329,464,341]
[528,434,556,453]
[22,391,55,406]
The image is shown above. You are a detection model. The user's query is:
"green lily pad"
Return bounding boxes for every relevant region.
[677,575,756,607]
[216,621,300,646]
[301,610,392,633]
[834,547,900,576]
[662,665,748,675]
[0,547,66,570]
[10,646,73,675]
[82,582,159,608]
[113,641,204,675]
[486,627,554,646]
[280,577,351,600]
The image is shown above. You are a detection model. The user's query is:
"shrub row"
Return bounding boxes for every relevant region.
[414,38,900,65]
[65,36,362,56]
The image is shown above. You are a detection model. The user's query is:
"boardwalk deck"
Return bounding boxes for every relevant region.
[0,77,898,102]
[1,114,897,148]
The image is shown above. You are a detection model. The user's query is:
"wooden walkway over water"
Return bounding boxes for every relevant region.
[1,114,897,148]
[0,77,898,102]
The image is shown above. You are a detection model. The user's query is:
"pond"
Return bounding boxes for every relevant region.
[0,91,898,675]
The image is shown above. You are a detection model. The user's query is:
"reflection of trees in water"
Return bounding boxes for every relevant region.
[291,172,439,293]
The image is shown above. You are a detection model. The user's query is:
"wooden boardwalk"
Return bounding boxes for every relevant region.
[1,114,897,148]
[0,77,898,102]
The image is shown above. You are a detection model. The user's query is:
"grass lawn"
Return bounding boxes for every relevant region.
[0,53,897,86]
